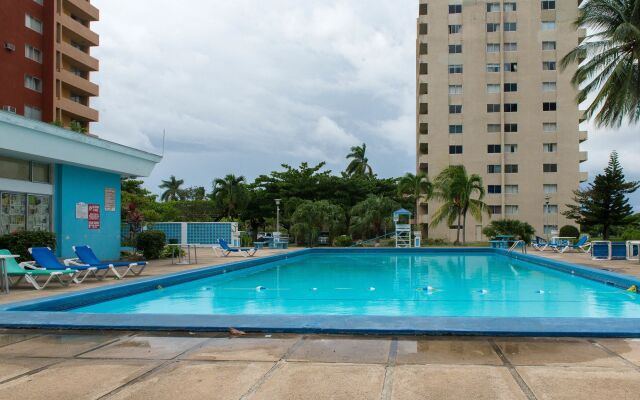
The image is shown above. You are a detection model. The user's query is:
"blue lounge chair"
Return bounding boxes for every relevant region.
[71,245,147,278]
[29,247,118,283]
[215,238,258,257]
[557,235,591,254]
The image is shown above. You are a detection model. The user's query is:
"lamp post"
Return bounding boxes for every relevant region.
[544,195,551,240]
[275,199,281,234]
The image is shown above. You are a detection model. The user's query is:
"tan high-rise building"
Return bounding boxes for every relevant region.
[416,0,588,242]
[0,0,99,132]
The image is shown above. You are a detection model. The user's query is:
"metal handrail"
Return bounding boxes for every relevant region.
[508,240,527,254]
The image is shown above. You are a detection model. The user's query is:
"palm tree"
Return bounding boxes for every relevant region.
[159,176,184,202]
[560,0,640,127]
[397,172,433,218]
[431,166,490,245]
[350,195,399,239]
[345,143,373,176]
[212,174,249,218]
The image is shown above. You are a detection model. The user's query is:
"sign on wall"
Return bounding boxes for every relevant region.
[76,203,88,219]
[104,188,116,212]
[88,204,100,229]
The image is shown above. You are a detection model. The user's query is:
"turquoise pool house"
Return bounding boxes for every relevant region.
[0,111,161,259]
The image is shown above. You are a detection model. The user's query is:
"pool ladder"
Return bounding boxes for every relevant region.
[508,240,527,254]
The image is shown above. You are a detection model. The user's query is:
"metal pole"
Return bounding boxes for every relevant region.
[275,199,281,234]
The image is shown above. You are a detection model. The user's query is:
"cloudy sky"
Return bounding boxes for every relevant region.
[91,0,638,207]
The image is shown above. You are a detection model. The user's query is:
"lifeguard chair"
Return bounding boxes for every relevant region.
[393,209,412,248]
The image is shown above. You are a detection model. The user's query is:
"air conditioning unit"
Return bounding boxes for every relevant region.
[4,42,16,52]
[2,105,17,113]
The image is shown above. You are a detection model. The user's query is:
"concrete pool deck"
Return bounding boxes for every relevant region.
[0,331,639,399]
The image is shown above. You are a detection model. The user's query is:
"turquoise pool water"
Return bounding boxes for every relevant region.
[72,253,640,318]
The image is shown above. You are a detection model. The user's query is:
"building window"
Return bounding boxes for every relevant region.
[543,61,557,71]
[0,157,30,181]
[24,45,42,63]
[487,43,500,53]
[449,145,463,154]
[504,103,518,112]
[487,23,500,32]
[449,4,462,14]
[24,105,41,120]
[545,205,559,214]
[487,165,501,174]
[504,22,517,32]
[487,63,501,72]
[489,205,502,215]
[504,2,517,11]
[543,143,558,152]
[487,104,500,113]
[449,44,462,54]
[488,144,501,153]
[449,125,463,134]
[504,144,518,153]
[24,75,42,92]
[505,185,519,194]
[504,42,518,51]
[34,0,44,5]
[543,102,557,111]
[487,84,500,93]
[544,225,559,235]
[487,124,501,133]
[541,1,556,10]
[449,64,463,74]
[543,123,557,132]
[543,81,557,91]
[70,94,83,103]
[542,41,557,50]
[449,24,462,34]
[449,85,463,95]
[543,163,558,172]
[504,83,518,92]
[544,184,558,193]
[504,123,518,133]
[542,21,556,31]
[0,193,51,235]
[505,205,519,215]
[25,14,43,33]
[449,104,463,114]
[505,164,519,173]
[488,185,502,194]
[487,2,500,12]
[504,62,518,72]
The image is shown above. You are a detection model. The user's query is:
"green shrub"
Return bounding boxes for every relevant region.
[160,245,185,259]
[0,231,57,261]
[333,235,353,247]
[379,238,396,247]
[240,232,253,247]
[621,228,640,241]
[482,219,536,244]
[559,225,580,238]
[136,230,166,260]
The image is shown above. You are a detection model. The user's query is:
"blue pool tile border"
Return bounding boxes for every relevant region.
[0,247,639,337]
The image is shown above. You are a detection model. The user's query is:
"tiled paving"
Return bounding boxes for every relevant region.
[0,332,638,399]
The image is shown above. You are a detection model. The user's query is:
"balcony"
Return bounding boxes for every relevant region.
[58,69,99,97]
[579,151,588,163]
[580,171,589,183]
[59,13,99,47]
[578,110,586,123]
[418,154,429,169]
[578,28,586,43]
[579,130,588,143]
[64,0,99,21]
[419,18,428,34]
[419,115,428,134]
[58,97,99,122]
[418,76,428,95]
[59,42,99,71]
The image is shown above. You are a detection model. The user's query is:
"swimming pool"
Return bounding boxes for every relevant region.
[72,252,640,318]
[1,248,640,336]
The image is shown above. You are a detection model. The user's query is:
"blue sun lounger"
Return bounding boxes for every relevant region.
[215,238,258,257]
[29,247,119,283]
[71,245,147,278]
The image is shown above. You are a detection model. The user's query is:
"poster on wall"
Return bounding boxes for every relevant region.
[88,204,100,229]
[104,188,116,212]
[76,203,88,219]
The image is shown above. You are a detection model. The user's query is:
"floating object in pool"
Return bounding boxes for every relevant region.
[537,290,545,294]
[369,287,376,291]
[311,287,318,291]
[426,286,435,291]
[478,289,489,294]
[256,286,267,291]
[627,285,638,293]
[229,327,246,336]
[156,285,164,290]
